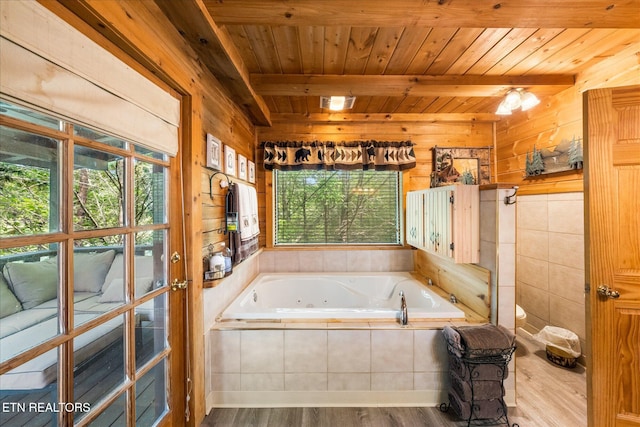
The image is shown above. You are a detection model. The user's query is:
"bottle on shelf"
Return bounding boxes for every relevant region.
[221,242,233,276]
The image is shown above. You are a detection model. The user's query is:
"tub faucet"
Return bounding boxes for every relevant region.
[399,291,408,325]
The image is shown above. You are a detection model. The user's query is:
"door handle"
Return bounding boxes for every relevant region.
[171,278,188,291]
[597,284,620,299]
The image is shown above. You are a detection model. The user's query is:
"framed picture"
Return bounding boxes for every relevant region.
[524,135,583,177]
[224,145,236,176]
[238,154,247,180]
[248,161,256,184]
[431,146,491,187]
[205,133,221,170]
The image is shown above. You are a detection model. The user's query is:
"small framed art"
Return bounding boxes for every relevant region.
[224,145,236,176]
[248,161,256,183]
[238,154,247,180]
[206,133,222,170]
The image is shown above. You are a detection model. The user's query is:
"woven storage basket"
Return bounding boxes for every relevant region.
[545,344,577,368]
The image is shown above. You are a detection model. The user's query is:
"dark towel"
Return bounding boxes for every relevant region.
[449,356,509,381]
[456,324,515,354]
[449,371,504,401]
[448,389,507,421]
[443,326,464,357]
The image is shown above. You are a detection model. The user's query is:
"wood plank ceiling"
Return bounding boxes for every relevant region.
[158,0,640,124]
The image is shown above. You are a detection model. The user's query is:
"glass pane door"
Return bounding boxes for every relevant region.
[0,100,175,426]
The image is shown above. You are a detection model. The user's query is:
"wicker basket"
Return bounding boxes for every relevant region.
[545,344,577,368]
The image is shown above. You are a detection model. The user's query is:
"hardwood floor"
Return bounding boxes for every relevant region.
[202,332,587,427]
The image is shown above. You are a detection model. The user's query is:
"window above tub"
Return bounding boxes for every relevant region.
[273,169,402,245]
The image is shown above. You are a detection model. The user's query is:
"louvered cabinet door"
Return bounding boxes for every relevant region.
[406,186,479,263]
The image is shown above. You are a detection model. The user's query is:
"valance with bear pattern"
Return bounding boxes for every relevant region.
[262,140,416,171]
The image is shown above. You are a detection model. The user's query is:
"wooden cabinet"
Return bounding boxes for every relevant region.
[406,185,479,263]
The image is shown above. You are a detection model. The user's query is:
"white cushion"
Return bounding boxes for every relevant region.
[0,307,57,339]
[98,277,153,303]
[73,294,120,313]
[73,250,116,292]
[101,254,155,294]
[3,258,57,309]
[0,314,123,390]
[0,273,22,318]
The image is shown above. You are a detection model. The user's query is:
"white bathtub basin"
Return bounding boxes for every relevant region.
[219,272,465,321]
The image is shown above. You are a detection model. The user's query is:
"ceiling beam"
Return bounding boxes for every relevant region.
[204,0,640,28]
[272,113,501,123]
[154,0,271,126]
[251,74,575,98]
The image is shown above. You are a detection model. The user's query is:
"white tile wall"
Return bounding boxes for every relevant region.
[328,330,371,372]
[285,330,327,373]
[371,330,414,372]
[516,193,586,350]
[328,373,370,390]
[413,330,448,371]
[478,189,517,330]
[259,249,414,274]
[285,373,328,391]
[209,327,454,399]
[241,330,284,373]
[208,325,514,408]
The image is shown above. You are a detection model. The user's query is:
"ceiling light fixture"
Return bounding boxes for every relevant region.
[320,95,356,111]
[496,89,539,115]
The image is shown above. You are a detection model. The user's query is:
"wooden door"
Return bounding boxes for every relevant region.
[584,85,640,427]
[165,154,187,426]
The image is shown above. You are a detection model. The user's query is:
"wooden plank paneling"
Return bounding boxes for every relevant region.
[363,27,406,75]
[323,26,350,74]
[495,43,640,193]
[298,26,325,74]
[414,251,491,319]
[344,27,378,74]
[209,0,639,117]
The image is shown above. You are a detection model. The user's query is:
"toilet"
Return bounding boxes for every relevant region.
[516,304,527,329]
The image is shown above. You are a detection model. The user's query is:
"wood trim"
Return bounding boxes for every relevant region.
[154,0,271,126]
[251,74,575,97]
[180,93,206,427]
[272,113,501,123]
[205,0,640,28]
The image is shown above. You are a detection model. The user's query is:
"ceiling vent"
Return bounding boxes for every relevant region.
[320,96,356,111]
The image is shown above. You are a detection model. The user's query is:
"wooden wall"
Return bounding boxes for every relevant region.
[200,87,258,266]
[257,119,495,246]
[495,43,640,195]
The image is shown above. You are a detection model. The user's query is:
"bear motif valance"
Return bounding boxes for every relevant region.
[262,140,416,171]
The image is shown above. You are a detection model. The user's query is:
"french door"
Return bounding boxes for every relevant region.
[0,99,184,426]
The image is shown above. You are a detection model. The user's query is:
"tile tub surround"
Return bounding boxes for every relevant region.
[206,323,516,409]
[204,248,515,409]
[258,248,414,273]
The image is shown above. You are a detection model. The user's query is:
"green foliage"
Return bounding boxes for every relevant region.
[0,163,51,240]
[275,170,400,244]
[1,158,158,253]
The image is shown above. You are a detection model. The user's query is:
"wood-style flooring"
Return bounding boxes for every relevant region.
[202,332,587,427]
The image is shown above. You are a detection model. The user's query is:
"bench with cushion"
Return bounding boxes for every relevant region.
[0,249,155,391]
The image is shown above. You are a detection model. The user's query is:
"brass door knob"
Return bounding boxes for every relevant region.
[597,284,620,299]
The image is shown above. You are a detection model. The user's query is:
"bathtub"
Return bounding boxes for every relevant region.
[218,272,465,321]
